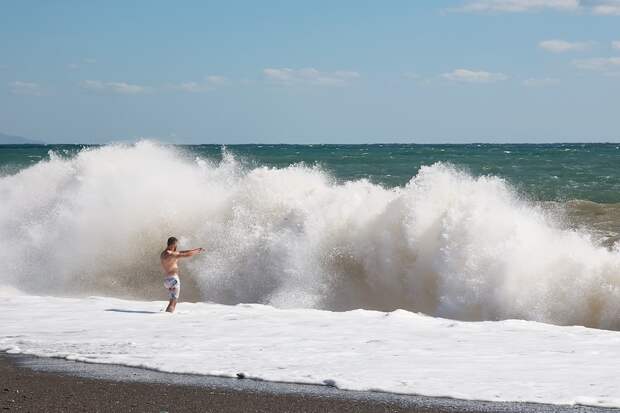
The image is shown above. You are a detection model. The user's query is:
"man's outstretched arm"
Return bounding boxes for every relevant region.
[176,247,205,258]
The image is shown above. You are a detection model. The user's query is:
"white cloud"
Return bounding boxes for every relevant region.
[539,40,593,53]
[612,41,620,50]
[80,80,148,94]
[441,69,509,83]
[206,75,227,85]
[448,0,620,14]
[448,0,579,13]
[81,76,228,95]
[263,68,360,86]
[169,75,228,93]
[573,57,620,72]
[587,0,620,15]
[80,80,105,90]
[172,82,211,93]
[9,81,43,96]
[522,77,561,86]
[107,82,148,94]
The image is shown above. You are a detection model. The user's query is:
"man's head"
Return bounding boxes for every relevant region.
[167,236,178,251]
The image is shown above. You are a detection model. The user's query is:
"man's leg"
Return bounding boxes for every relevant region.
[165,298,177,313]
[164,278,180,313]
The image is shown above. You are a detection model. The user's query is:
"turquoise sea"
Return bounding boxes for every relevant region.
[2,143,619,202]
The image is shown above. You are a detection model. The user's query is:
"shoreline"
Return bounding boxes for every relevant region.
[2,353,617,412]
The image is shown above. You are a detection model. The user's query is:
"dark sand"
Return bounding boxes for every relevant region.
[1,353,616,412]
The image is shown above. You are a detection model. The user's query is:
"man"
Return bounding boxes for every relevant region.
[160,236,204,313]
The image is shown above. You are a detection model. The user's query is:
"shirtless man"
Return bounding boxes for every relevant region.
[160,237,204,313]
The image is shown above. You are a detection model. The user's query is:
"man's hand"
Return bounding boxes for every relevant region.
[177,247,205,257]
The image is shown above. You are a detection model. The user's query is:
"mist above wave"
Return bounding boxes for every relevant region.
[1,141,619,329]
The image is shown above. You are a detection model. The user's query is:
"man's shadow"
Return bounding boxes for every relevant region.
[105,309,159,314]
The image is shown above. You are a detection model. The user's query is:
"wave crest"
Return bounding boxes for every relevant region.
[1,141,619,329]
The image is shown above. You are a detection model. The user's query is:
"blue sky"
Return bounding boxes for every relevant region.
[1,0,619,143]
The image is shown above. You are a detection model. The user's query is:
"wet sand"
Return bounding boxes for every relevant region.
[1,353,615,412]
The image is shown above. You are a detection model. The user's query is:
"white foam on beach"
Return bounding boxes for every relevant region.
[1,141,620,329]
[1,294,620,408]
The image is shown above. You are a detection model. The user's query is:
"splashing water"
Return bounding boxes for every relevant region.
[1,141,619,329]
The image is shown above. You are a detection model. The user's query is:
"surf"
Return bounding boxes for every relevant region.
[1,141,619,329]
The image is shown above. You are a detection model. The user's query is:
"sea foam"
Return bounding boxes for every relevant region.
[1,141,619,329]
[2,295,620,408]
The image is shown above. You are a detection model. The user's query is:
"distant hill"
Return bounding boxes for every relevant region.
[0,132,44,145]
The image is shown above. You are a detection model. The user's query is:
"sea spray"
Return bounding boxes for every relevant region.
[1,141,619,329]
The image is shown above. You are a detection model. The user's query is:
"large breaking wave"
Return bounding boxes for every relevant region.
[1,141,619,329]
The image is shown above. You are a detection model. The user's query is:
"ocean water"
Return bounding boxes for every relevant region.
[2,142,620,202]
[2,141,620,406]
[1,141,620,327]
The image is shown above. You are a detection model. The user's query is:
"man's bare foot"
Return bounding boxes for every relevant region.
[165,299,177,313]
